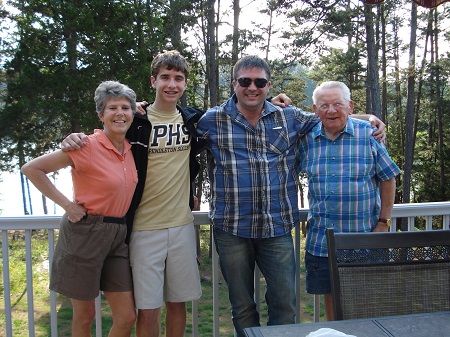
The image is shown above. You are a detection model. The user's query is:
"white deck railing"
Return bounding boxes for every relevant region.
[1,202,449,336]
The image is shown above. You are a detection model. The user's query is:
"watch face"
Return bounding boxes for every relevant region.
[386,219,392,226]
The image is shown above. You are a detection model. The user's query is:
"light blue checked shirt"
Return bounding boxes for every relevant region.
[298,118,401,257]
[197,95,318,238]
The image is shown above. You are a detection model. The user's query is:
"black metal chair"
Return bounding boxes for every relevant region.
[326,228,450,320]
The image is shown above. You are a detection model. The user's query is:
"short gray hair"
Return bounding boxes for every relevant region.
[312,81,351,104]
[94,81,137,116]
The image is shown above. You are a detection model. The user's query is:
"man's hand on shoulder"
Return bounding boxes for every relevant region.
[270,93,292,108]
[61,133,87,151]
[136,101,148,116]
[368,116,386,143]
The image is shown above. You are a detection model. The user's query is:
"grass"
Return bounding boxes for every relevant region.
[0,225,324,336]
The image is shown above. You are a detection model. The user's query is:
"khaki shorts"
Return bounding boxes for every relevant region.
[50,214,133,300]
[130,223,202,309]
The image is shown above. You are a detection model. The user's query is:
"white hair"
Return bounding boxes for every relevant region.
[312,81,351,104]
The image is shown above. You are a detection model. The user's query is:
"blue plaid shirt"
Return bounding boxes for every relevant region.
[298,118,401,257]
[197,95,318,238]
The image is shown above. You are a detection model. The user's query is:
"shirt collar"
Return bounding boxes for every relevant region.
[94,129,132,155]
[226,93,281,120]
[313,117,354,140]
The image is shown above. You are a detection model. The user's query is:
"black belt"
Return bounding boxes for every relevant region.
[103,216,127,225]
[81,215,127,225]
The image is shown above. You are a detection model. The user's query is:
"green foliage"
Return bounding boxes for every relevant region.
[281,0,366,66]
[412,129,450,202]
[1,0,450,206]
[308,47,366,89]
[0,0,175,169]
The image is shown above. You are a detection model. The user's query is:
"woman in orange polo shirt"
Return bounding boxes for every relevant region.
[21,81,138,337]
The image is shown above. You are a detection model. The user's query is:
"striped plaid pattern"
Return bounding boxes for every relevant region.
[197,95,318,238]
[299,118,401,257]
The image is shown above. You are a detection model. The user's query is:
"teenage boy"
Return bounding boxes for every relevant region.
[62,50,203,337]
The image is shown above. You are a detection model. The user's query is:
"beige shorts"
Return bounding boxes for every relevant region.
[50,214,133,300]
[129,223,202,309]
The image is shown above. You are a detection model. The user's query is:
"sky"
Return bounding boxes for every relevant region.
[0,168,73,216]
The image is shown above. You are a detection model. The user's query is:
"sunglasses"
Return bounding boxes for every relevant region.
[236,77,269,88]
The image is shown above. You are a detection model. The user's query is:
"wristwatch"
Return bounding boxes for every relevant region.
[378,218,391,227]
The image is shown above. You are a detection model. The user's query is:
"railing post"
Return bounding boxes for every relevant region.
[2,230,13,337]
[48,229,58,336]
[95,293,102,336]
[444,215,450,229]
[25,230,35,337]
[211,229,220,337]
[191,299,199,337]
[314,295,321,322]
[294,224,301,323]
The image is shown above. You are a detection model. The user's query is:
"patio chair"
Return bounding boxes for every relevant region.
[326,228,450,320]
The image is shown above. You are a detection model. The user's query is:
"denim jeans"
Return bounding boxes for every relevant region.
[213,227,296,337]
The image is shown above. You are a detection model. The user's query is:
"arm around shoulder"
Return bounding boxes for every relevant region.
[351,114,386,143]
[61,133,88,151]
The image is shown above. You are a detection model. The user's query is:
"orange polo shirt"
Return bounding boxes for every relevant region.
[67,129,138,217]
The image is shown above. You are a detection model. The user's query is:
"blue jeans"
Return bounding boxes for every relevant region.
[213,228,296,337]
[305,251,331,294]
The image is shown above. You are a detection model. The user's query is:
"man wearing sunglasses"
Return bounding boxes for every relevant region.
[196,55,386,336]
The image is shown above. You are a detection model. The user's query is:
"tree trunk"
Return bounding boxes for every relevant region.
[380,4,387,124]
[433,9,446,200]
[169,0,187,106]
[26,177,33,215]
[207,0,218,107]
[18,140,29,215]
[42,194,48,215]
[206,0,218,258]
[265,8,273,61]
[230,0,240,96]
[20,172,29,215]
[364,3,381,118]
[393,16,404,204]
[402,2,418,230]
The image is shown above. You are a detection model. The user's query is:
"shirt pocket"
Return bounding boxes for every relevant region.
[265,128,291,155]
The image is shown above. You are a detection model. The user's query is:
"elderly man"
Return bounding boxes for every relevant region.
[299,81,401,321]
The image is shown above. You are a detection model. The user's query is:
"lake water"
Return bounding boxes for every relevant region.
[0,168,72,217]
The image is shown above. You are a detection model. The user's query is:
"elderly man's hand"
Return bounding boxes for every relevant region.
[369,116,386,143]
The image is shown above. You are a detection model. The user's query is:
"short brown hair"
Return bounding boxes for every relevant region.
[151,50,189,79]
[233,55,271,80]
